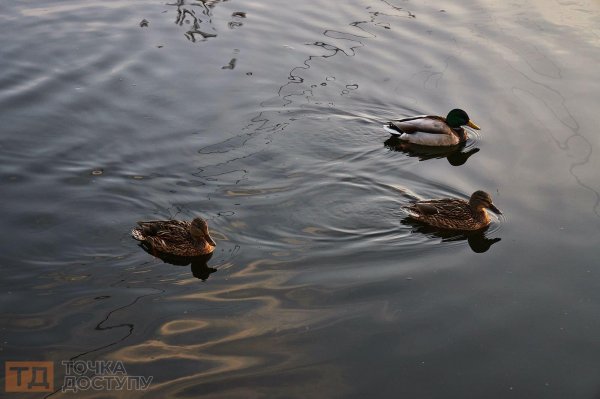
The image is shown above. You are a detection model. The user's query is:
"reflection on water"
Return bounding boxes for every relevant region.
[384,135,480,166]
[106,255,351,397]
[3,0,600,397]
[169,0,232,42]
[137,245,217,281]
[401,218,501,253]
[221,57,236,70]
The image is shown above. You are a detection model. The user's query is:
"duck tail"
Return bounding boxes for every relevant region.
[383,122,401,136]
[131,228,145,241]
[404,204,420,217]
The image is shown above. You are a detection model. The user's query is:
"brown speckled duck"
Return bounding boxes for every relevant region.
[131,217,216,257]
[384,109,480,146]
[406,190,501,231]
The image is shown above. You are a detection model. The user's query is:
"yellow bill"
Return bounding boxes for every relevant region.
[467,120,480,130]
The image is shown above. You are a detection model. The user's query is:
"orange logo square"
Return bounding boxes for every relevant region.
[5,361,54,392]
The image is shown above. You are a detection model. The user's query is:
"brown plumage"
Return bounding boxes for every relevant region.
[131,217,216,257]
[405,190,501,231]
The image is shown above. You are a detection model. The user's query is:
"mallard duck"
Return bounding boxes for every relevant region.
[405,190,501,231]
[384,109,480,146]
[131,217,216,257]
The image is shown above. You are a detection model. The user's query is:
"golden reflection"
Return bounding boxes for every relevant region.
[160,320,210,335]
[3,317,48,329]
[208,229,229,241]
[108,254,346,396]
[112,339,261,377]
[281,237,309,245]
[0,292,113,332]
[230,221,248,229]
[156,363,349,398]
[271,251,291,257]
[302,226,328,235]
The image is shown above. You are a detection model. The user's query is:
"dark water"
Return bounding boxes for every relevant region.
[1,0,600,397]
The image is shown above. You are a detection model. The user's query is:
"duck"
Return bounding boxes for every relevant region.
[384,109,480,146]
[131,217,216,257]
[405,190,501,231]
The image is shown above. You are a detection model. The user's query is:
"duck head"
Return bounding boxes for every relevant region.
[190,217,216,246]
[446,109,480,130]
[469,190,501,214]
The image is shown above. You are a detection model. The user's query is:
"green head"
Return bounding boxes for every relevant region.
[446,109,480,130]
[190,217,216,246]
[469,190,501,214]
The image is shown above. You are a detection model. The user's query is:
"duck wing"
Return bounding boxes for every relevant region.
[132,220,190,242]
[387,115,451,135]
[411,203,440,215]
[408,199,469,218]
[132,220,209,257]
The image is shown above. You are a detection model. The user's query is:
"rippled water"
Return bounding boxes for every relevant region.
[2,0,600,397]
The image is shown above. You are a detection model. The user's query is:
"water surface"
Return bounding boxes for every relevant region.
[1,0,600,397]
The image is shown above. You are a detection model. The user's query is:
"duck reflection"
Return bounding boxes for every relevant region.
[167,0,245,42]
[138,244,217,281]
[384,135,479,166]
[401,218,501,253]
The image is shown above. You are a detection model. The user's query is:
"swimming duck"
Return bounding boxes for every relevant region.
[131,217,216,257]
[405,190,501,231]
[384,109,480,146]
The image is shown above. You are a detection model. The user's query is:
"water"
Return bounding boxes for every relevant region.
[1,0,600,397]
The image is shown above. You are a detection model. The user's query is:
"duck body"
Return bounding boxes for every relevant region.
[405,191,501,231]
[384,109,480,147]
[131,218,216,257]
[384,135,480,166]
